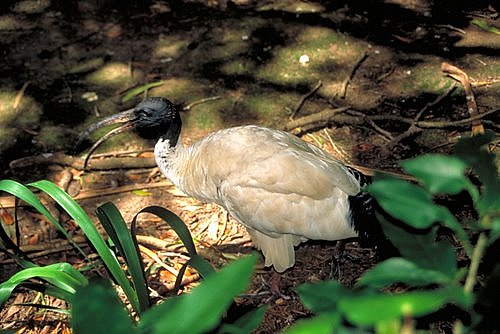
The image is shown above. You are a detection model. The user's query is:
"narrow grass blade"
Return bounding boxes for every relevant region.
[96,202,150,313]
[28,180,141,313]
[0,180,87,258]
[121,81,164,102]
[133,206,215,278]
[134,206,198,256]
[0,263,88,306]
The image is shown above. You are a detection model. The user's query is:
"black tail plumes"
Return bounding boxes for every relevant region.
[347,171,399,258]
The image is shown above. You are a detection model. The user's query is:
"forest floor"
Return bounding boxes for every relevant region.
[0,0,499,332]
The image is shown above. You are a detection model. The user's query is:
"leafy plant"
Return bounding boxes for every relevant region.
[71,255,264,334]
[286,131,499,333]
[0,181,213,315]
[0,180,264,334]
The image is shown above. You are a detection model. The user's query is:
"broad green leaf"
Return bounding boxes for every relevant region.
[139,255,257,334]
[368,178,446,228]
[121,81,165,102]
[284,313,340,334]
[357,258,452,288]
[96,202,149,313]
[218,305,268,334]
[478,182,500,217]
[379,217,457,277]
[71,280,136,334]
[0,263,87,306]
[295,280,349,313]
[401,155,469,195]
[374,319,401,334]
[454,131,497,189]
[339,289,458,326]
[490,216,500,243]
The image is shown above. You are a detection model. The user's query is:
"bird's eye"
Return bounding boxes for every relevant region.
[138,109,152,117]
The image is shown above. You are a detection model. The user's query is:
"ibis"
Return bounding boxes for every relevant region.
[76,97,389,274]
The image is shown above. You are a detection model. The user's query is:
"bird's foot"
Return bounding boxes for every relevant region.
[270,272,290,300]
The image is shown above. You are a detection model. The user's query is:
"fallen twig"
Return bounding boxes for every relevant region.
[9,152,157,170]
[290,80,322,119]
[386,83,457,147]
[340,52,368,98]
[441,62,484,134]
[139,244,179,276]
[284,105,498,136]
[284,106,350,133]
[164,273,200,291]
[183,96,221,111]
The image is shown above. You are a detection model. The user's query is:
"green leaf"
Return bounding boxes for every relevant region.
[218,305,268,334]
[0,263,88,306]
[402,155,469,195]
[71,280,136,334]
[357,258,452,288]
[133,206,215,279]
[283,313,340,334]
[132,189,151,196]
[96,202,150,313]
[121,81,165,102]
[490,216,500,243]
[471,19,500,34]
[139,255,257,334]
[0,180,87,258]
[368,178,446,229]
[295,280,349,313]
[379,217,457,277]
[28,180,141,313]
[339,288,459,326]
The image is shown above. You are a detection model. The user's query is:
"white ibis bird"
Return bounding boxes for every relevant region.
[76,97,389,273]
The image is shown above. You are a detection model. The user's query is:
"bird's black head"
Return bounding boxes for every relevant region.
[74,97,181,169]
[132,97,182,142]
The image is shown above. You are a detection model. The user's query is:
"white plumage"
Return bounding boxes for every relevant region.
[155,125,359,272]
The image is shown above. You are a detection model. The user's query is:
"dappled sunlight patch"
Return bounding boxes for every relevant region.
[0,91,40,151]
[257,26,365,86]
[389,61,455,96]
[154,34,191,60]
[220,58,256,76]
[183,99,225,133]
[86,62,140,89]
[0,15,33,31]
[241,93,296,124]
[149,77,209,103]
[11,0,51,14]
[257,0,325,14]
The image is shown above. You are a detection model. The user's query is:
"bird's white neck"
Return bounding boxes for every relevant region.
[154,135,186,188]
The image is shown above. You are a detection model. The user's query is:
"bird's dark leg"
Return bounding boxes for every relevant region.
[270,271,290,300]
[330,240,354,281]
[271,272,281,295]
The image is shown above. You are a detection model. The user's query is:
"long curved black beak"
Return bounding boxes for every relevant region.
[75,107,138,169]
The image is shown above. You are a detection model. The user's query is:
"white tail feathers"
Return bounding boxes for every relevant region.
[247,228,304,273]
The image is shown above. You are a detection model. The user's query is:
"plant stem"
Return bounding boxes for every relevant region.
[453,232,488,334]
[464,232,487,293]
